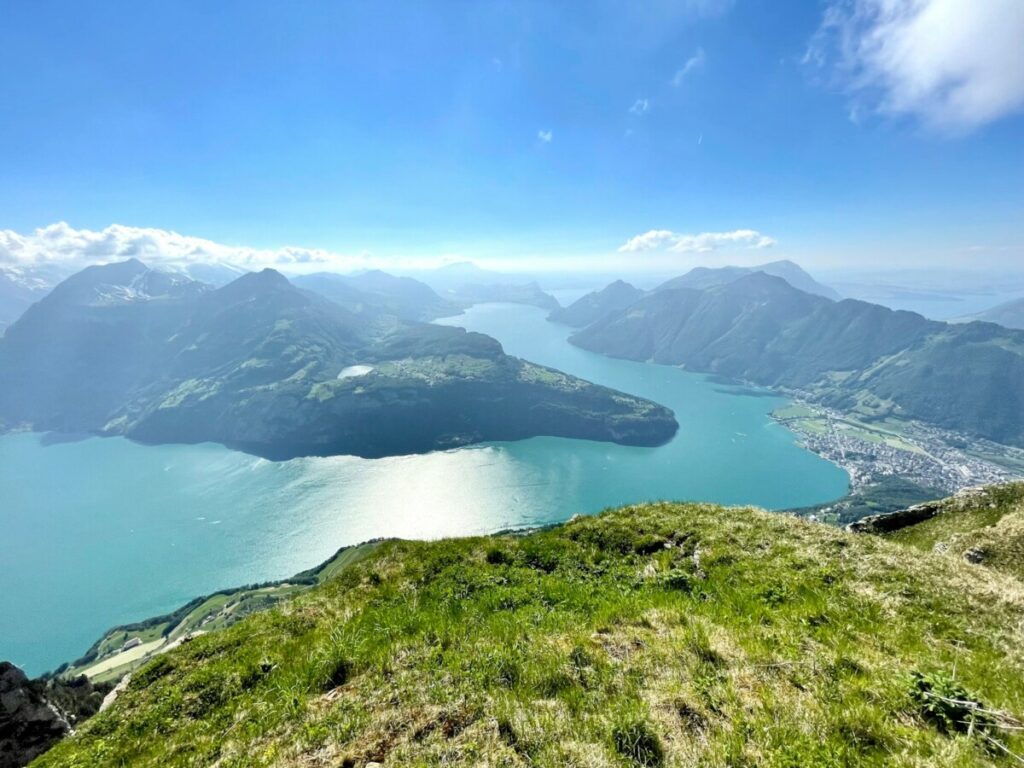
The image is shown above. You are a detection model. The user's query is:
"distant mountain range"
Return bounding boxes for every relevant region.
[548,280,646,327]
[955,297,1024,330]
[548,261,839,329]
[0,260,677,459]
[445,281,559,310]
[412,261,517,292]
[567,272,1024,447]
[0,261,247,333]
[653,260,841,300]
[295,270,561,318]
[0,270,48,329]
[292,270,462,322]
[406,262,562,310]
[0,260,566,334]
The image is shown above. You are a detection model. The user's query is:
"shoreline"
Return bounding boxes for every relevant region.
[771,400,1024,497]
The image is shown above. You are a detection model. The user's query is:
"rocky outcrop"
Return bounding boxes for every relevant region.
[0,663,109,767]
[846,501,944,534]
[846,486,991,535]
[1,663,68,767]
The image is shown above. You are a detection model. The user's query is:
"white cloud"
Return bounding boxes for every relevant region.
[619,228,776,254]
[671,48,706,86]
[629,98,650,115]
[0,222,375,274]
[807,0,1024,132]
[537,129,553,143]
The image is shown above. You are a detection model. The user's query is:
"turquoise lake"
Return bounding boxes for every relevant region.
[0,303,848,675]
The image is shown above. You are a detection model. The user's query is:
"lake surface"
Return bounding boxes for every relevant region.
[0,303,847,675]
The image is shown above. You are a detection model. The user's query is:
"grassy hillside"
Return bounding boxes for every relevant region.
[37,493,1024,767]
[881,483,1024,581]
[56,542,384,685]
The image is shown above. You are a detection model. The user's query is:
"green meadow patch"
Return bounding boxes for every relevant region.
[37,490,1024,767]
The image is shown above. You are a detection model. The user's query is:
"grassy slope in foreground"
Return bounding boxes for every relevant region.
[58,544,384,685]
[37,488,1024,767]
[876,483,1024,582]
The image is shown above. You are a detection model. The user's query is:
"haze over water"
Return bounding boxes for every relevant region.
[1,303,847,675]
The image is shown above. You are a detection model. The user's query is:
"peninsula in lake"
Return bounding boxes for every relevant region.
[0,260,677,459]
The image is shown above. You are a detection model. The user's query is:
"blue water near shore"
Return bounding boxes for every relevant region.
[0,303,847,675]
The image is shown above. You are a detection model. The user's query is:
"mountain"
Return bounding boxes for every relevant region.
[0,261,243,331]
[956,297,1024,330]
[292,270,460,321]
[413,261,517,292]
[410,263,561,310]
[548,279,646,327]
[34,258,209,306]
[0,260,677,459]
[447,281,560,310]
[572,272,1024,447]
[0,270,47,330]
[655,259,841,300]
[29,482,1024,766]
[545,261,838,332]
[166,261,249,287]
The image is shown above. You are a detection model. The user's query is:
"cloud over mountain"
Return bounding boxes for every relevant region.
[0,222,369,273]
[618,228,776,254]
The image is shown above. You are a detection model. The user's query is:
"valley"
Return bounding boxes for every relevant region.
[772,402,1023,495]
[1,301,848,678]
[5,5,1024,763]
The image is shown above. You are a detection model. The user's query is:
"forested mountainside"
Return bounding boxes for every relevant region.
[0,260,677,459]
[571,272,1024,447]
[549,280,646,328]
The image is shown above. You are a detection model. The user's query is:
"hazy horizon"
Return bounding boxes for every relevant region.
[2,1,1023,279]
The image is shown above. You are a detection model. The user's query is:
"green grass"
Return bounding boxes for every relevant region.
[37,497,1024,767]
[884,483,1024,581]
[61,543,385,681]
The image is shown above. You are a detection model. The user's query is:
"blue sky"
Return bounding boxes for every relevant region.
[1,0,1022,273]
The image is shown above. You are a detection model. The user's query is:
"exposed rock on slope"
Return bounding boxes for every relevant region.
[0,663,108,768]
[855,482,1024,580]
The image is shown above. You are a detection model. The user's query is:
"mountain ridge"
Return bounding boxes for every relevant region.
[292,270,461,322]
[956,296,1024,330]
[570,272,1024,447]
[0,261,678,460]
[654,259,841,300]
[548,279,646,327]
